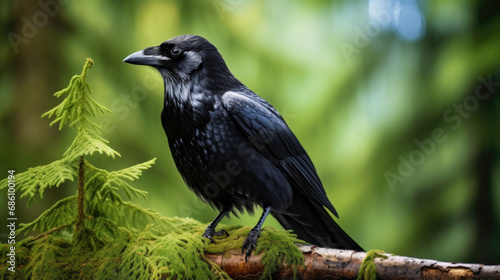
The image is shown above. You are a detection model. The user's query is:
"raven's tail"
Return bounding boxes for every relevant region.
[272,192,363,251]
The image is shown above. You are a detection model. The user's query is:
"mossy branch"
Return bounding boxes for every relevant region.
[357,249,388,280]
[205,246,500,279]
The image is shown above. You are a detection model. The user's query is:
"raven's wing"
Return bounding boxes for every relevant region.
[221,91,339,217]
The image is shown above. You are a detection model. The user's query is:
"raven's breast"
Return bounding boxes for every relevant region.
[167,106,293,213]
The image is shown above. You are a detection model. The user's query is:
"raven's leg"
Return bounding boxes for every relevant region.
[242,206,271,261]
[202,209,230,243]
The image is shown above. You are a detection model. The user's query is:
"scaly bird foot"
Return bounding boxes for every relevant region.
[202,225,229,244]
[242,227,261,262]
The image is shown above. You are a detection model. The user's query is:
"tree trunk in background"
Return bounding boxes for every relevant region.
[470,0,500,264]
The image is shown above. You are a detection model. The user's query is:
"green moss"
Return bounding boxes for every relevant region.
[357,249,388,280]
[255,227,306,280]
[204,225,306,279]
[203,224,249,258]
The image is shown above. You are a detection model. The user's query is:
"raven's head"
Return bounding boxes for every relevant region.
[123,34,239,90]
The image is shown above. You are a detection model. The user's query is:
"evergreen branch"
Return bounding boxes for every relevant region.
[42,58,109,130]
[145,233,227,280]
[84,197,200,240]
[85,169,126,204]
[119,202,182,233]
[110,158,157,181]
[41,58,119,161]
[18,195,77,235]
[42,75,80,129]
[102,229,230,280]
[25,238,64,278]
[63,125,121,160]
[0,159,77,205]
[90,216,133,241]
[85,159,155,202]
[81,59,93,80]
[22,221,76,245]
[104,177,148,200]
[105,158,156,199]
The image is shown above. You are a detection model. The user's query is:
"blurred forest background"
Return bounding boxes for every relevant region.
[1,0,499,265]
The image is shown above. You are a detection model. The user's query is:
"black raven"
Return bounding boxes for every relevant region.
[123,35,363,259]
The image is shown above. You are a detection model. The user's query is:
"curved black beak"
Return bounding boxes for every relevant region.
[123,48,168,66]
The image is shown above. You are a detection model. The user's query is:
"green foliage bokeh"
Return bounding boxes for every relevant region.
[1,0,499,265]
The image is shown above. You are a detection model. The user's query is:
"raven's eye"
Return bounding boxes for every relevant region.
[170,47,182,57]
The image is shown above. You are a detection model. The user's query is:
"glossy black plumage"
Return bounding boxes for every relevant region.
[123,35,363,256]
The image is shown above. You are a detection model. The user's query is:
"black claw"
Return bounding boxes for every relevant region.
[215,229,229,237]
[242,228,261,262]
[202,226,229,244]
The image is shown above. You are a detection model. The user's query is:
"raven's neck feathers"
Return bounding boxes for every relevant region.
[161,48,244,139]
[162,55,242,122]
[201,50,242,92]
[163,75,191,108]
[162,75,217,139]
